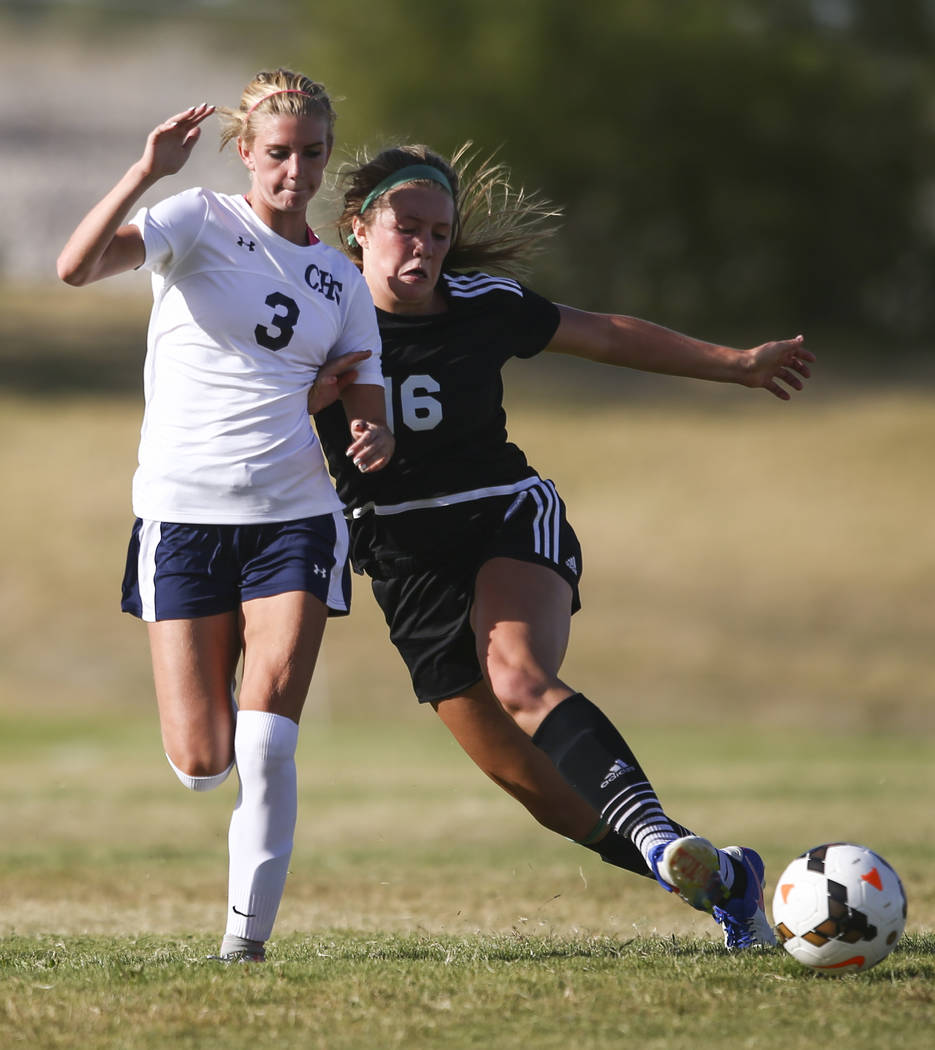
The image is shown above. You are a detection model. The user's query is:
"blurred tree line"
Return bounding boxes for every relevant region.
[16,0,935,348]
[280,0,935,347]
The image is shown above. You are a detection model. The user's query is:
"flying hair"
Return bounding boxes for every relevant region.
[338,143,562,279]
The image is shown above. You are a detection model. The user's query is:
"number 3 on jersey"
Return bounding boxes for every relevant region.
[384,375,442,432]
[255,292,300,352]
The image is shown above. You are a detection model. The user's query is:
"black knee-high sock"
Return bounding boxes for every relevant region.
[532,693,692,869]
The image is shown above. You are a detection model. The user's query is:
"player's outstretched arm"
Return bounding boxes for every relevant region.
[547,304,815,400]
[57,104,215,286]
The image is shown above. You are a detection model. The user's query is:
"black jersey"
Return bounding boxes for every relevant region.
[315,271,561,511]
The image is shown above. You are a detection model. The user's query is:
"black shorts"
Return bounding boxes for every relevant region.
[350,478,582,704]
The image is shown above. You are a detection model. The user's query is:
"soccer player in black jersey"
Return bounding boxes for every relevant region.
[313,145,815,949]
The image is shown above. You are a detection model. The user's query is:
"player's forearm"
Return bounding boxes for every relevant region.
[57,161,155,285]
[603,315,750,383]
[551,305,751,384]
[342,383,394,473]
[341,383,388,429]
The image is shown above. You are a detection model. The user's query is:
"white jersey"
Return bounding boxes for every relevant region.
[129,187,382,524]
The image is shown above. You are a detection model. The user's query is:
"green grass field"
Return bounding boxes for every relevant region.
[2,287,934,1047]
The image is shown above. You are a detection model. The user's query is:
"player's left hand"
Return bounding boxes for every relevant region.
[743,335,816,400]
[346,419,395,473]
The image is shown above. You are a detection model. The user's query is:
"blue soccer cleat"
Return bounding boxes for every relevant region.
[712,846,778,950]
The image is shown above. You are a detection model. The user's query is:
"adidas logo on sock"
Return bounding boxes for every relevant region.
[600,758,635,789]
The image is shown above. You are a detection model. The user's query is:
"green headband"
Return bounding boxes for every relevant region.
[347,164,453,247]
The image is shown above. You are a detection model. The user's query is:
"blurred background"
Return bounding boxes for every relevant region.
[3,0,935,344]
[2,0,934,732]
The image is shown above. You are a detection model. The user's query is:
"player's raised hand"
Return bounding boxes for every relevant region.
[743,335,816,400]
[139,104,216,180]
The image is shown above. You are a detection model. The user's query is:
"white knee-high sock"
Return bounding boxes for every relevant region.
[224,710,299,944]
[166,754,235,792]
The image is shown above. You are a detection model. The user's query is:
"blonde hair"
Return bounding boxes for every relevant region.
[217,68,336,151]
[337,143,561,278]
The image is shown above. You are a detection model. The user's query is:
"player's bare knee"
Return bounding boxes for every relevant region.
[489,668,551,720]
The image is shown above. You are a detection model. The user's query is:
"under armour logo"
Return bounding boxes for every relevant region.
[237,236,256,251]
[313,565,327,578]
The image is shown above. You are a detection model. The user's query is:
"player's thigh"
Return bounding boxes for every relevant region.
[238,590,328,722]
[147,612,241,772]
[472,557,573,683]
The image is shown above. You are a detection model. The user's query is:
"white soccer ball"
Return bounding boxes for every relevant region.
[772,842,906,974]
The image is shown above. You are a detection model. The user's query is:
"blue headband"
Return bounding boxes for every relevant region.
[347,164,453,247]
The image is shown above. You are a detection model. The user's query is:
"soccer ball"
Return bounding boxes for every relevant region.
[772,842,906,974]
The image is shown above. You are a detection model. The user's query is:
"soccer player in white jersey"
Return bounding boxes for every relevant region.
[57,69,393,962]
[314,145,815,950]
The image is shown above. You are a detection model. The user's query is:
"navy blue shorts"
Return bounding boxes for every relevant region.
[121,514,351,622]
